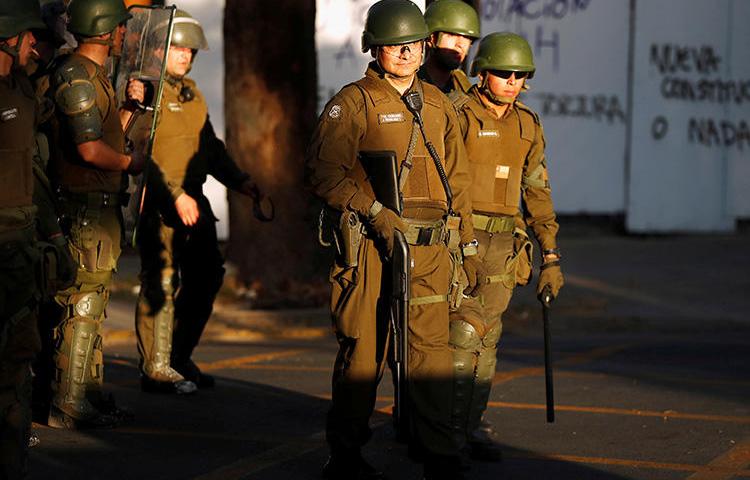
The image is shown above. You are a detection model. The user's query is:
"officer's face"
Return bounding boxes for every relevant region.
[485,70,526,101]
[6,31,38,67]
[377,41,423,78]
[166,46,193,78]
[431,32,472,69]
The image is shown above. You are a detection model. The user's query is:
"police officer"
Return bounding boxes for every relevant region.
[305,1,481,478]
[419,0,480,95]
[46,0,143,429]
[0,1,48,475]
[133,9,262,393]
[448,32,564,462]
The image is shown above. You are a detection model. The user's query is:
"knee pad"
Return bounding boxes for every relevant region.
[449,320,482,352]
[72,291,106,320]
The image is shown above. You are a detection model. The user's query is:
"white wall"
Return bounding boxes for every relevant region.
[627,0,748,232]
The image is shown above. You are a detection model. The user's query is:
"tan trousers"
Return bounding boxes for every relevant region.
[326,236,456,457]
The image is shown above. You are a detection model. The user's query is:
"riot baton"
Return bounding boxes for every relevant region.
[541,285,555,423]
[391,229,410,439]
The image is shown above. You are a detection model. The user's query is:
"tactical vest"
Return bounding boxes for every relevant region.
[349,75,449,220]
[457,91,538,216]
[150,77,208,189]
[52,54,125,193]
[0,72,37,211]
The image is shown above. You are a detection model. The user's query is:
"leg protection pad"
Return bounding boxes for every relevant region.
[467,321,501,433]
[449,320,483,444]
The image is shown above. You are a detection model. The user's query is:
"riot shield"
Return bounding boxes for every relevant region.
[115,5,177,245]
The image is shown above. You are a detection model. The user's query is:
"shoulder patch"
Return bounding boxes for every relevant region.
[328,104,343,119]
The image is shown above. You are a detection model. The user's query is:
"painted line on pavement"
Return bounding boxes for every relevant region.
[191,438,326,480]
[493,343,632,385]
[685,438,750,480]
[487,401,750,424]
[197,349,307,372]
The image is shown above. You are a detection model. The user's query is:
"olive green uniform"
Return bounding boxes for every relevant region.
[0,69,42,480]
[448,86,559,444]
[47,52,127,423]
[306,63,474,460]
[135,76,249,383]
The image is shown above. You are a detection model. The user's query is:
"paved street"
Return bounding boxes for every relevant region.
[28,229,750,479]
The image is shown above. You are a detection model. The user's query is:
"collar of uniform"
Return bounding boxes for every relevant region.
[363,62,404,105]
[469,85,517,122]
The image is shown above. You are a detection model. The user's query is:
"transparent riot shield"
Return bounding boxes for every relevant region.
[115,5,176,245]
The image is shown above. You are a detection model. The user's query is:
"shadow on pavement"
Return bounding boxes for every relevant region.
[29,354,636,480]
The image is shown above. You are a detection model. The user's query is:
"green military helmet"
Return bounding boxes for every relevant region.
[424,0,480,39]
[0,0,44,39]
[470,32,535,78]
[67,0,131,37]
[361,0,429,53]
[171,9,208,50]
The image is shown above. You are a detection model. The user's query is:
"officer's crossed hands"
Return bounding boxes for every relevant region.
[368,207,408,257]
[175,193,200,227]
[537,251,564,301]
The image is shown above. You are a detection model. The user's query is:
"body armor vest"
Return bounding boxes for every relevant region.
[150,77,208,189]
[459,92,536,216]
[52,54,125,193]
[350,75,449,220]
[0,72,37,210]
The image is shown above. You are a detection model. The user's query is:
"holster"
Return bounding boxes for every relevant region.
[319,207,364,268]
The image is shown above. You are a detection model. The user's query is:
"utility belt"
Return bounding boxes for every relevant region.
[319,207,460,267]
[58,190,129,209]
[472,213,515,234]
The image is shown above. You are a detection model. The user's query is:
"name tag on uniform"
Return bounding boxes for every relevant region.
[378,112,405,124]
[478,130,499,138]
[167,102,183,112]
[495,165,510,179]
[1,107,18,122]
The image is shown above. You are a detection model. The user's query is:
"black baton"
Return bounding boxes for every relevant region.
[541,285,555,423]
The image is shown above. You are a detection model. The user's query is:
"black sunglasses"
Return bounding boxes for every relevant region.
[491,70,529,80]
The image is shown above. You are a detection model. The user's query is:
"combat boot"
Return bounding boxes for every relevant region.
[466,419,503,462]
[49,318,119,429]
[173,359,215,389]
[322,450,384,480]
[142,353,198,395]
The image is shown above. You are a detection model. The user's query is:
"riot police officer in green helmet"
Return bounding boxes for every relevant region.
[308,1,479,479]
[132,9,262,395]
[448,31,563,463]
[45,0,143,430]
[419,0,480,94]
[0,1,47,475]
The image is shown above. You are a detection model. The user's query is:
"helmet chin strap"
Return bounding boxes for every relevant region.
[0,32,26,67]
[479,75,514,105]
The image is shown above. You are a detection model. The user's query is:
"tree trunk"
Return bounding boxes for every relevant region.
[224,0,323,307]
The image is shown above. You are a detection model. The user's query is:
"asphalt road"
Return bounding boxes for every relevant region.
[28,230,750,480]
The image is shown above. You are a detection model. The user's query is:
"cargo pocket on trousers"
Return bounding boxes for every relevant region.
[512,227,533,286]
[329,240,368,339]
